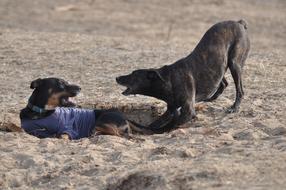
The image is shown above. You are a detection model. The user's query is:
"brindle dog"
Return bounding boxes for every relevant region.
[116,20,250,132]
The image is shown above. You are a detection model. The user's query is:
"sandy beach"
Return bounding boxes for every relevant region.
[0,0,285,189]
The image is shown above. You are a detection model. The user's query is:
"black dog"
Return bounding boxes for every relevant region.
[93,110,153,138]
[20,78,151,140]
[20,78,81,120]
[116,20,250,132]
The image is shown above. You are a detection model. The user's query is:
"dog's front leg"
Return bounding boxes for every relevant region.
[149,109,173,129]
[148,108,180,133]
[175,101,197,126]
[174,74,197,126]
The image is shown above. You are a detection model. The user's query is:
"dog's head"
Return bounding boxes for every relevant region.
[29,78,81,110]
[116,69,169,100]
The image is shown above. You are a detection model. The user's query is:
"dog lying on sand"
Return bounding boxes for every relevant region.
[20,78,152,140]
[117,20,250,132]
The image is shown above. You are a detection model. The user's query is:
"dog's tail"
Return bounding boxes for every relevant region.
[149,119,178,134]
[128,110,179,134]
[127,120,154,135]
[128,119,178,134]
[237,19,248,29]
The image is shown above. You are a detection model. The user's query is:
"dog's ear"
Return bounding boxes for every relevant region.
[30,78,42,89]
[147,70,165,82]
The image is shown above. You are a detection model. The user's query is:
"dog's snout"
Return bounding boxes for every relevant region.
[116,75,129,84]
[116,77,124,84]
[75,86,81,94]
[71,84,81,91]
[65,84,81,96]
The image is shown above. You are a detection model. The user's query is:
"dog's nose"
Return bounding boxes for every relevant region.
[74,86,81,93]
[116,77,120,82]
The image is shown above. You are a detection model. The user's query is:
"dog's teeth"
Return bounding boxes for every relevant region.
[69,97,76,103]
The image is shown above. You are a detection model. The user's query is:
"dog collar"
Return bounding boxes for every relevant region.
[27,101,47,114]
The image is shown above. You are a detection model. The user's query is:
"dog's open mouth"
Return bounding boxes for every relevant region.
[116,77,133,96]
[122,87,133,96]
[60,96,77,107]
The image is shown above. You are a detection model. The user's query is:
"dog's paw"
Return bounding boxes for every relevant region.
[195,104,207,112]
[171,128,187,137]
[226,106,239,113]
[60,134,71,140]
[191,115,198,122]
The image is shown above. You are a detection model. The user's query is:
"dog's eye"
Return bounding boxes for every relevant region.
[59,84,65,90]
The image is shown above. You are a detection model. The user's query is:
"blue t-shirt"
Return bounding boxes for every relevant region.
[21,107,96,140]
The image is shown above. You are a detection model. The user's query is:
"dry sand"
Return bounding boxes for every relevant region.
[0,0,285,189]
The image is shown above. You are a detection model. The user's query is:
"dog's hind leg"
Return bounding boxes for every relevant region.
[226,39,249,113]
[205,77,228,102]
[226,62,243,113]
